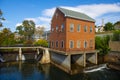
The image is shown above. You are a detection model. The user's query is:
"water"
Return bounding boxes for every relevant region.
[0,61,120,80]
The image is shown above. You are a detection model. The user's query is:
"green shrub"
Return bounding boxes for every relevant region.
[33,39,48,47]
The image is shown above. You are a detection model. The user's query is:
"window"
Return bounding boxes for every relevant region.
[69,40,74,48]
[61,40,64,48]
[84,26,87,32]
[77,40,81,48]
[84,41,87,48]
[90,26,93,32]
[56,13,58,19]
[56,26,58,31]
[90,39,93,48]
[56,41,58,48]
[52,41,54,48]
[52,28,54,32]
[77,24,81,32]
[61,24,64,32]
[70,23,74,32]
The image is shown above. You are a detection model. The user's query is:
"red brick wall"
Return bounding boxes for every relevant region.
[49,9,95,52]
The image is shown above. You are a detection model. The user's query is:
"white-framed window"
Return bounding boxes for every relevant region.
[56,41,58,48]
[70,23,74,32]
[90,39,93,48]
[77,24,81,32]
[56,26,58,31]
[69,40,74,48]
[61,40,64,48]
[56,13,58,19]
[77,40,81,48]
[61,24,64,32]
[51,28,54,32]
[84,25,87,32]
[84,40,87,48]
[90,26,93,32]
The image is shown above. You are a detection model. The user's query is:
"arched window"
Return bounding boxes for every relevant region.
[52,41,54,48]
[84,25,87,32]
[90,26,93,32]
[77,40,81,48]
[70,23,74,32]
[56,41,58,48]
[69,40,74,48]
[77,24,81,32]
[90,39,93,48]
[84,41,87,48]
[61,40,64,48]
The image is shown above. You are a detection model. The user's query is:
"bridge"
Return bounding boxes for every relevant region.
[0,46,50,64]
[0,46,98,74]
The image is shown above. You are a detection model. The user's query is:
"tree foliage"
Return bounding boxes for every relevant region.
[95,36,110,56]
[104,22,114,31]
[112,30,120,41]
[33,39,48,47]
[0,28,16,46]
[0,9,5,27]
[16,20,35,41]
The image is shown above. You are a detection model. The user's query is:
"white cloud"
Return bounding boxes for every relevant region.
[42,3,120,18]
[42,7,56,17]
[15,23,22,27]
[16,3,120,30]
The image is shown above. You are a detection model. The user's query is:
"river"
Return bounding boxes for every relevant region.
[0,60,120,80]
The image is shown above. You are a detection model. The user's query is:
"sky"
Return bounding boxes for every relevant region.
[0,0,120,32]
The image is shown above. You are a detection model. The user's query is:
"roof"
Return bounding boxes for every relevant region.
[58,7,95,22]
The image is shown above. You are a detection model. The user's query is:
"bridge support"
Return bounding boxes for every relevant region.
[72,54,86,67]
[40,48,50,64]
[19,48,22,61]
[87,52,98,64]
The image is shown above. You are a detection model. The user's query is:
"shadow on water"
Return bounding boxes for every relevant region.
[0,60,120,80]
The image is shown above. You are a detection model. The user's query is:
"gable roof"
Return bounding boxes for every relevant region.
[58,7,95,22]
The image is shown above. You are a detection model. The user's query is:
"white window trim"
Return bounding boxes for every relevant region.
[84,40,87,48]
[56,40,59,48]
[77,24,81,32]
[84,25,87,32]
[70,23,74,32]
[90,26,93,32]
[77,40,81,48]
[69,40,74,48]
[61,40,64,48]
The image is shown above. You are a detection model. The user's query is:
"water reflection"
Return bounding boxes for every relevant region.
[0,61,120,80]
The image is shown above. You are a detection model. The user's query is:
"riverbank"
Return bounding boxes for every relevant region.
[104,51,120,71]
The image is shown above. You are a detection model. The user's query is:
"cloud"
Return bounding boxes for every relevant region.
[16,3,120,30]
[42,7,56,17]
[42,3,120,18]
[15,23,22,27]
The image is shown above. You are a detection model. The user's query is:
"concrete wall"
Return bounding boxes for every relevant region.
[109,41,120,52]
[50,52,71,71]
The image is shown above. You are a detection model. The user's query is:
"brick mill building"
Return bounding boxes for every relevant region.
[49,7,98,74]
[49,7,95,53]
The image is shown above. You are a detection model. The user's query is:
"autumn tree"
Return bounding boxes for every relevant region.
[34,26,45,39]
[0,28,16,46]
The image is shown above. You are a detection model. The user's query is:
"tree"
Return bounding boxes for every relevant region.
[33,39,48,47]
[0,9,5,27]
[0,28,16,46]
[112,30,120,41]
[34,26,45,39]
[95,36,110,56]
[16,20,35,41]
[104,22,114,31]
